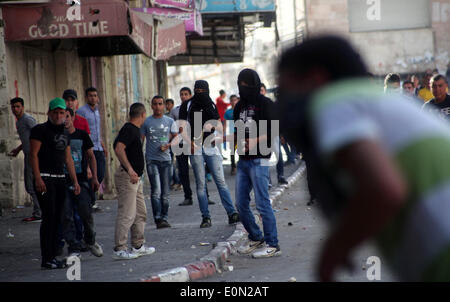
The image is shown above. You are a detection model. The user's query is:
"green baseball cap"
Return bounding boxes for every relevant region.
[49,97,67,111]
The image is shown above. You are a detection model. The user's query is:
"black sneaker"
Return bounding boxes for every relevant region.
[228,213,240,225]
[156,220,171,229]
[307,198,316,206]
[278,177,288,185]
[178,199,193,206]
[41,258,67,270]
[200,217,212,228]
[208,199,216,205]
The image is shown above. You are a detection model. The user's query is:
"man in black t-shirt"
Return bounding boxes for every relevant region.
[178,80,239,228]
[113,103,155,260]
[30,98,80,269]
[230,69,281,259]
[422,74,450,122]
[62,108,103,258]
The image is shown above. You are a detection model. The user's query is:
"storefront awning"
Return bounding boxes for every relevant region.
[155,18,187,60]
[1,0,153,57]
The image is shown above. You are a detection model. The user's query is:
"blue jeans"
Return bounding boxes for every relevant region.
[236,158,278,247]
[190,150,237,219]
[147,160,171,222]
[94,151,106,184]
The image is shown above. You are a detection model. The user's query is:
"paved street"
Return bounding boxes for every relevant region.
[0,157,300,282]
[197,173,398,282]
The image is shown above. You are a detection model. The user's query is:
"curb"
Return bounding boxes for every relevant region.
[142,162,306,282]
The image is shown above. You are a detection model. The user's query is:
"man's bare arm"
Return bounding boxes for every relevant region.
[318,139,407,281]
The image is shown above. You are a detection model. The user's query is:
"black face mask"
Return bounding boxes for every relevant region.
[276,91,312,152]
[238,85,259,103]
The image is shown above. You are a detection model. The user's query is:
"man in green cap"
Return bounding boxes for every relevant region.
[30,97,81,269]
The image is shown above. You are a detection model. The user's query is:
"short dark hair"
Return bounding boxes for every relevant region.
[260,83,266,90]
[180,87,192,95]
[10,97,24,106]
[129,103,146,118]
[402,80,414,87]
[384,73,401,87]
[151,95,164,104]
[431,74,448,84]
[229,94,238,100]
[219,89,226,95]
[66,108,75,117]
[278,35,368,81]
[165,98,174,105]
[85,87,98,96]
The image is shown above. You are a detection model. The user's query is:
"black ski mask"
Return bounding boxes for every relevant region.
[237,69,261,104]
[193,80,212,106]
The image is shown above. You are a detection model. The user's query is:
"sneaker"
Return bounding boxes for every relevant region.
[200,217,212,228]
[132,245,156,257]
[22,216,42,223]
[251,244,282,258]
[89,242,103,257]
[92,204,102,213]
[278,177,288,185]
[156,220,171,229]
[208,199,216,205]
[41,258,67,270]
[228,213,240,225]
[307,199,316,206]
[178,199,193,206]
[112,249,139,260]
[68,252,81,260]
[237,239,265,254]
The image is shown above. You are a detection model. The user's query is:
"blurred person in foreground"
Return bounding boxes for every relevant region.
[277,35,450,282]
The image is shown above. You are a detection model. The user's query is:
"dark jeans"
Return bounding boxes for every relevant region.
[62,182,96,252]
[176,153,193,200]
[176,153,211,201]
[147,160,171,222]
[35,177,66,264]
[94,150,106,185]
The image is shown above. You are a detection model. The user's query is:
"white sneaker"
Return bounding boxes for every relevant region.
[132,245,156,257]
[252,245,282,258]
[89,242,103,257]
[112,249,139,260]
[237,239,264,254]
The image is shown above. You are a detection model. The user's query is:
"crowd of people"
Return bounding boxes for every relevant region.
[9,34,450,280]
[10,66,297,269]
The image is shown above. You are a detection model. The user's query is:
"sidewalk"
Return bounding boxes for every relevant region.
[0,157,301,282]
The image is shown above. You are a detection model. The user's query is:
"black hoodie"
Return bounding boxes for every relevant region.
[234,69,275,160]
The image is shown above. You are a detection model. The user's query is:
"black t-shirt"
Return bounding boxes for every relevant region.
[113,122,144,177]
[233,95,275,160]
[30,121,69,175]
[179,98,220,144]
[423,94,450,122]
[65,129,94,183]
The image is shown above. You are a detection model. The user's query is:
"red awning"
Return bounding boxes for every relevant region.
[155,19,187,60]
[2,0,153,57]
